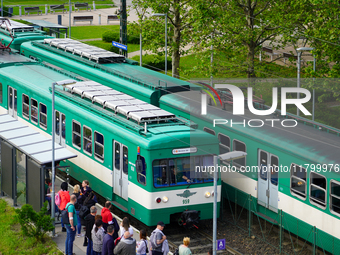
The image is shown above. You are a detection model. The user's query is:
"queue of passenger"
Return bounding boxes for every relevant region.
[50,179,205,255]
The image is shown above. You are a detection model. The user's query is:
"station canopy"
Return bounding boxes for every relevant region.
[0,114,76,164]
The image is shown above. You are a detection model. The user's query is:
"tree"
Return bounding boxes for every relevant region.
[131,0,196,78]
[190,0,293,79]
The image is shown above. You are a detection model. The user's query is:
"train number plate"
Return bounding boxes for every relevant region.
[183,199,190,204]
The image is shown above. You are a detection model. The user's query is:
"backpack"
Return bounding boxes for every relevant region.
[61,204,71,225]
[114,236,121,246]
[55,192,61,207]
[173,248,179,255]
[150,230,160,249]
[79,205,90,220]
[144,240,149,254]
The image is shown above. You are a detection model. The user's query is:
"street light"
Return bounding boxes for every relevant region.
[152,13,167,75]
[212,151,247,255]
[297,47,315,118]
[51,79,76,236]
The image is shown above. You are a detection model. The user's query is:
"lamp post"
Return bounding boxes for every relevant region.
[296,47,315,117]
[212,151,247,255]
[51,80,76,236]
[152,13,167,75]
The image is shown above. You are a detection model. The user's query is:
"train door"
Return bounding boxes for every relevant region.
[113,141,128,201]
[8,86,17,118]
[257,150,279,212]
[55,111,66,147]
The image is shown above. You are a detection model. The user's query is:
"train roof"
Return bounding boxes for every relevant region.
[22,39,200,92]
[0,52,218,150]
[160,91,340,164]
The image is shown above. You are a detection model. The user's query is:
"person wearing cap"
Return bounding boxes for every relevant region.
[150,221,167,255]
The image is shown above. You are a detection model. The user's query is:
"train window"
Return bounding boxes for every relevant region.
[218,133,230,154]
[72,121,81,149]
[203,127,215,136]
[39,103,47,129]
[233,140,246,167]
[22,94,29,119]
[290,163,307,199]
[330,180,340,216]
[83,126,92,155]
[114,142,120,170]
[259,151,268,181]
[153,155,214,188]
[310,172,326,208]
[123,146,128,175]
[137,156,146,185]
[270,156,279,186]
[30,99,38,124]
[94,131,104,161]
[0,83,2,104]
[153,159,168,187]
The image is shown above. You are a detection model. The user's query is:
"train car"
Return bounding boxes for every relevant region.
[159,90,340,253]
[0,51,221,226]
[0,19,52,51]
[18,37,194,106]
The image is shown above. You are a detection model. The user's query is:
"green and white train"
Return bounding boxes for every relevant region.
[0,50,220,226]
[2,20,340,252]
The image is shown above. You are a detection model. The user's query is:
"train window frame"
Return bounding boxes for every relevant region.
[94,131,104,162]
[22,94,29,119]
[203,127,216,136]
[232,139,246,167]
[137,156,147,186]
[72,120,81,149]
[0,83,2,104]
[309,172,327,209]
[83,125,92,156]
[123,146,128,175]
[30,98,38,124]
[114,141,120,171]
[330,180,340,217]
[218,133,230,154]
[152,156,214,188]
[39,103,47,129]
[290,163,307,200]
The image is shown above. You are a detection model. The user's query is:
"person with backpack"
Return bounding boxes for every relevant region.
[64,194,77,255]
[102,225,115,255]
[101,201,113,232]
[114,231,136,255]
[57,182,70,232]
[150,221,167,255]
[136,229,148,255]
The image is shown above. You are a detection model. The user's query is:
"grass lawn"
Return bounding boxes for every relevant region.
[70,25,120,40]
[0,199,62,255]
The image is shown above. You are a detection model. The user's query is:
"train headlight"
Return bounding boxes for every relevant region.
[156,197,161,203]
[212,191,217,197]
[162,196,169,203]
[205,192,211,198]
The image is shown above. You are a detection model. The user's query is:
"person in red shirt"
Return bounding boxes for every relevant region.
[101,201,113,232]
[58,181,70,232]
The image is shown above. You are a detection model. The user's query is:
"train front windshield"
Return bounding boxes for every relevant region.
[153,155,214,187]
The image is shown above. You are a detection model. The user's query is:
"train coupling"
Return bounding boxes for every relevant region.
[178,210,200,229]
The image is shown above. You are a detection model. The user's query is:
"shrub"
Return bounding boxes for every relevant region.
[132,54,172,71]
[15,201,54,242]
[102,31,140,44]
